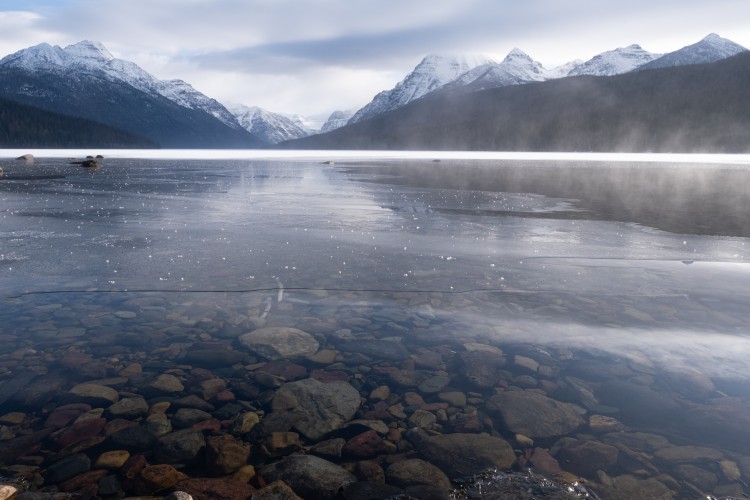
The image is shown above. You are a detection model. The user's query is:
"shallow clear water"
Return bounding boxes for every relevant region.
[2,154,750,498]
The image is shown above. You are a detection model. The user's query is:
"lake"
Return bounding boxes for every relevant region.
[1,151,750,499]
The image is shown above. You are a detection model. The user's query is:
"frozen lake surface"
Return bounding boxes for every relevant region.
[1,152,750,498]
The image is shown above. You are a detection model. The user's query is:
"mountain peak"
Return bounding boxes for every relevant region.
[567,44,660,77]
[503,47,533,61]
[348,51,493,124]
[63,40,114,61]
[638,33,746,71]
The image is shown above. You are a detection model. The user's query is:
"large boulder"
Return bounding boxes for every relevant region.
[406,430,516,479]
[271,379,361,440]
[238,327,319,360]
[487,391,583,438]
[259,455,356,499]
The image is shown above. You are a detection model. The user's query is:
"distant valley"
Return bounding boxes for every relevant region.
[0,34,747,151]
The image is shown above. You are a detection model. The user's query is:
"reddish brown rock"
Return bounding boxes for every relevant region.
[342,430,389,458]
[263,432,303,458]
[59,469,109,492]
[355,460,385,483]
[54,417,107,448]
[529,447,562,474]
[177,477,256,500]
[259,360,308,381]
[120,453,149,481]
[206,434,251,475]
[310,369,350,382]
[59,351,93,369]
[134,464,189,495]
[45,404,92,429]
[213,389,236,403]
[556,440,619,477]
[251,480,302,500]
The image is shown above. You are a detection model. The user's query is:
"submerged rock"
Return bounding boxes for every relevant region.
[271,378,361,440]
[238,327,319,360]
[406,429,516,478]
[259,454,356,499]
[487,391,583,438]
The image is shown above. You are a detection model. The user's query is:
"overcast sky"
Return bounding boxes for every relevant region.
[1,0,749,118]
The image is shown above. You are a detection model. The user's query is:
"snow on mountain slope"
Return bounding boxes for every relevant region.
[638,33,747,71]
[0,40,242,129]
[568,44,660,76]
[545,59,584,79]
[229,104,313,144]
[348,53,495,124]
[321,109,356,133]
[445,48,552,92]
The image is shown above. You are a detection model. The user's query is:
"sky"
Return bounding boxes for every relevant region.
[1,0,749,118]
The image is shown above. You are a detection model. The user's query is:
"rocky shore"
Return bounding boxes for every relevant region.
[1,289,749,499]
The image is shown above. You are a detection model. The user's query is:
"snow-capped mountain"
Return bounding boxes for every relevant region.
[638,33,747,71]
[285,113,327,134]
[229,104,313,144]
[348,53,495,124]
[321,109,356,133]
[444,48,551,92]
[0,40,261,147]
[0,40,243,130]
[568,44,660,76]
[157,79,243,130]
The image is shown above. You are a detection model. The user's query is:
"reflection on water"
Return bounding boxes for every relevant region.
[1,155,750,499]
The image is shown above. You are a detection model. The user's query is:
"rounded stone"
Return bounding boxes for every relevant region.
[149,374,184,394]
[487,391,584,438]
[238,327,320,360]
[94,450,130,470]
[69,384,120,405]
[108,397,148,418]
[386,458,452,491]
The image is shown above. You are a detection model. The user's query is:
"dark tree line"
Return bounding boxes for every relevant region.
[0,95,157,148]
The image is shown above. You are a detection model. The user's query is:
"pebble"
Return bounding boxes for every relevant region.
[0,411,26,425]
[68,383,119,405]
[94,450,130,470]
[148,374,185,394]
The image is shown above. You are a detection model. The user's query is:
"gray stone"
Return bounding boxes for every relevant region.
[458,350,505,389]
[487,391,583,438]
[341,481,404,499]
[386,458,452,491]
[555,439,619,477]
[109,424,159,451]
[107,397,148,418]
[238,326,319,360]
[653,445,723,464]
[68,383,119,405]
[259,455,356,499]
[418,375,451,394]
[271,379,361,440]
[44,453,91,484]
[149,374,184,394]
[172,408,212,428]
[406,429,516,478]
[153,429,206,465]
[337,339,410,361]
[597,380,680,425]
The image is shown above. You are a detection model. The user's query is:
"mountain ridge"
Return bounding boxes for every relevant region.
[280,51,750,153]
[0,40,262,148]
